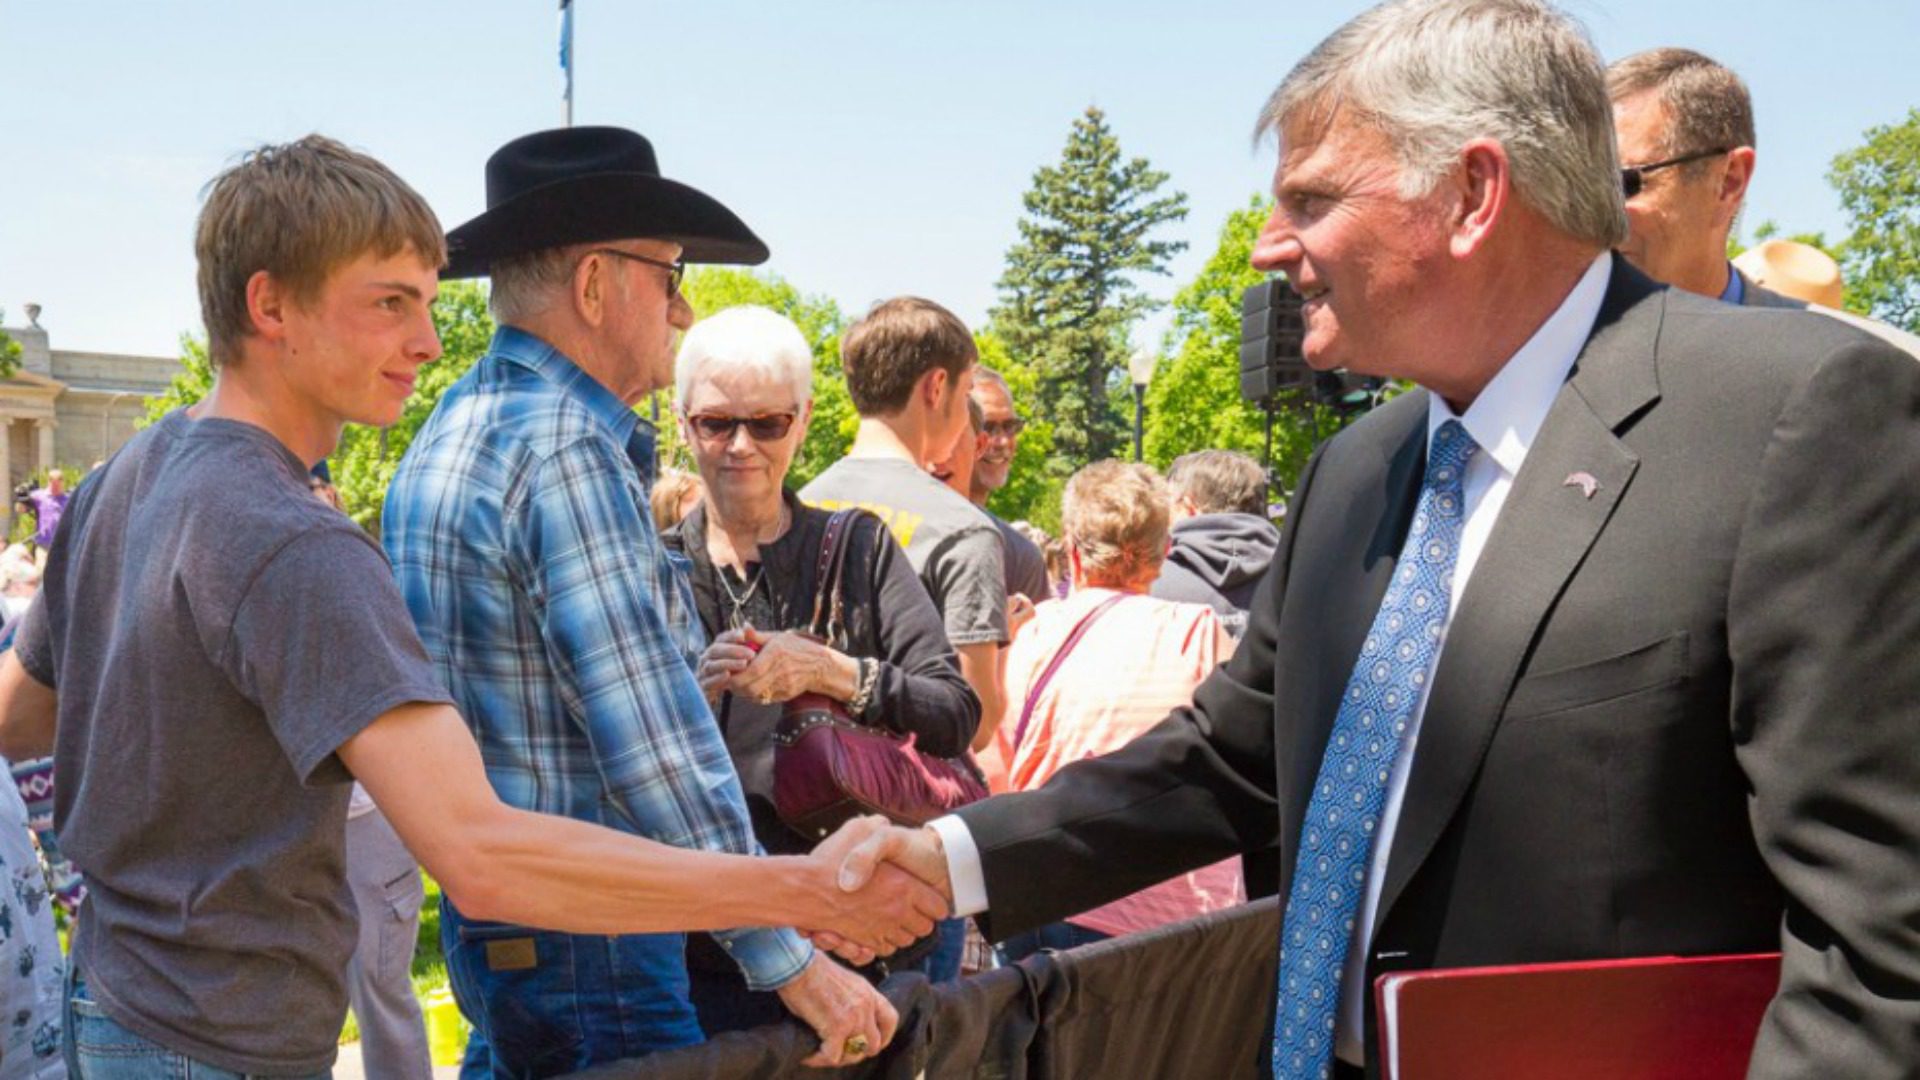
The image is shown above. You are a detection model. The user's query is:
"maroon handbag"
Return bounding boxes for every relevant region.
[771,510,990,840]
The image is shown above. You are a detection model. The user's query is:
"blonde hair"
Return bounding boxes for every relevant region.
[1062,460,1170,588]
[650,468,704,533]
[196,135,446,368]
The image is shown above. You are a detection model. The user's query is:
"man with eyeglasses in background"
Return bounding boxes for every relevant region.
[1608,48,1805,309]
[966,368,1051,605]
[384,127,911,1075]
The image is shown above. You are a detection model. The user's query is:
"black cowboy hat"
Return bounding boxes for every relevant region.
[442,126,768,279]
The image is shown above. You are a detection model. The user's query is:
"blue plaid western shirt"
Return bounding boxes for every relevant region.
[383,326,811,990]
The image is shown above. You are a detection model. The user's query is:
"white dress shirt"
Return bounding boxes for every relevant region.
[931,252,1614,1065]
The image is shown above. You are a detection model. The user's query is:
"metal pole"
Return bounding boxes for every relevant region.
[1131,383,1145,462]
[560,0,575,127]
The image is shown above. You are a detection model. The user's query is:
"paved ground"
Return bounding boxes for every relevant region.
[332,1040,463,1080]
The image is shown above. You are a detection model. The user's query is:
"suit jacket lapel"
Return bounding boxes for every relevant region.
[1372,258,1666,930]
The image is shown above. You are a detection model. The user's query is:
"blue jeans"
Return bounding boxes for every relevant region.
[441,898,703,1079]
[64,969,329,1080]
[923,916,968,982]
[996,920,1111,965]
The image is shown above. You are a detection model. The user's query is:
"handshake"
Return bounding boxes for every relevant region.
[764,816,958,1068]
[798,815,956,964]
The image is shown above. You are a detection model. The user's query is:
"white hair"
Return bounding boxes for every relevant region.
[674,305,814,408]
[1258,0,1626,249]
[487,245,581,323]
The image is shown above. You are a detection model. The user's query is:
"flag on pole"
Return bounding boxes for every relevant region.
[559,0,574,125]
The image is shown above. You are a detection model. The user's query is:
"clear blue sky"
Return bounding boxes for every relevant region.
[3,0,1916,358]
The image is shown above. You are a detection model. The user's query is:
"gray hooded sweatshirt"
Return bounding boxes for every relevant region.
[1149,512,1280,640]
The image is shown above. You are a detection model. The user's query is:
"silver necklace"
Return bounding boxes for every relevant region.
[716,561,767,630]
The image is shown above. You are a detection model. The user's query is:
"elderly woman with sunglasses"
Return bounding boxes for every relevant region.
[662,306,981,1033]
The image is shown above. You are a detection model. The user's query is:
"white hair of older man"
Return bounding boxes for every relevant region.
[1258,0,1627,250]
[674,305,814,408]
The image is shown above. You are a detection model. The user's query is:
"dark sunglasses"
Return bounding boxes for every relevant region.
[1620,147,1732,198]
[982,418,1026,438]
[589,248,685,295]
[687,412,798,442]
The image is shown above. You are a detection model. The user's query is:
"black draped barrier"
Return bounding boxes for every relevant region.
[569,897,1281,1080]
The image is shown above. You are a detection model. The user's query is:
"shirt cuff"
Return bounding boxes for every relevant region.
[712,925,814,991]
[929,814,989,917]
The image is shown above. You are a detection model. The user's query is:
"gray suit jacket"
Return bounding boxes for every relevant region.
[1737,267,1809,310]
[958,258,1920,1077]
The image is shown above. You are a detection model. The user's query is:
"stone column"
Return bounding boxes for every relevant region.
[34,419,54,473]
[0,420,11,532]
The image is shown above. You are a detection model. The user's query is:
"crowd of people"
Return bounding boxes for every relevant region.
[0,1,1917,1079]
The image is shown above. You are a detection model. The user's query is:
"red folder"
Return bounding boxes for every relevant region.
[1374,952,1781,1080]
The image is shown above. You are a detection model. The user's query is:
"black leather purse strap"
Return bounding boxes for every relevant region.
[1012,592,1128,751]
[807,509,861,647]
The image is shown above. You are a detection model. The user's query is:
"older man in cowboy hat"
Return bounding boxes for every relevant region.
[385,127,902,1075]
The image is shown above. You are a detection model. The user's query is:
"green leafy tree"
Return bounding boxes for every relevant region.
[0,315,20,379]
[1830,108,1920,330]
[139,282,497,532]
[332,280,496,529]
[974,331,1063,533]
[141,334,215,425]
[681,267,850,489]
[1730,220,1834,260]
[1142,196,1367,502]
[990,106,1189,469]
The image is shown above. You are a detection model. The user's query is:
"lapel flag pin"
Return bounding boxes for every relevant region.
[1563,471,1599,499]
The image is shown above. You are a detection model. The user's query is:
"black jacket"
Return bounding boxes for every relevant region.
[957,260,1920,1076]
[664,490,980,859]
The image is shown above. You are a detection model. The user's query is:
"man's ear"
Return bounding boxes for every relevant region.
[1717,146,1756,226]
[1450,139,1512,260]
[572,251,607,327]
[920,366,951,411]
[244,270,292,346]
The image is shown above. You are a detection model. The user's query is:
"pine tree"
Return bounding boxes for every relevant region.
[990,106,1188,468]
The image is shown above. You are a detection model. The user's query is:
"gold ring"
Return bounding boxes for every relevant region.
[843,1034,870,1057]
[760,693,775,705]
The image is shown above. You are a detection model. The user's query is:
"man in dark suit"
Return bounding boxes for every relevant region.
[1608,48,1804,309]
[830,1,1920,1077]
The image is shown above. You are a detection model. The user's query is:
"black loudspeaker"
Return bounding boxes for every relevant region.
[1239,278,1311,401]
[1239,278,1385,413]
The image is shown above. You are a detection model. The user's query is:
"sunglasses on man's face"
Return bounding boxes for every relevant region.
[982,418,1026,439]
[687,412,799,442]
[589,247,686,296]
[1619,147,1732,199]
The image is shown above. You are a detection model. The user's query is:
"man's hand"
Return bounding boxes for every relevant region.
[796,816,948,958]
[805,823,956,958]
[836,823,953,906]
[776,952,899,1068]
[1007,592,1037,638]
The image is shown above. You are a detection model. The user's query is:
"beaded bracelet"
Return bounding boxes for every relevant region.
[847,656,879,715]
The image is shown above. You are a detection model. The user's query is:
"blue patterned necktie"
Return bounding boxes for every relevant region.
[1271,419,1480,1080]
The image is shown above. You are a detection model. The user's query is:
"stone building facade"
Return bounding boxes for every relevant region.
[0,305,181,492]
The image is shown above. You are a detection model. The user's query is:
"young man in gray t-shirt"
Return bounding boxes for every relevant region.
[800,297,1008,746]
[0,137,934,1077]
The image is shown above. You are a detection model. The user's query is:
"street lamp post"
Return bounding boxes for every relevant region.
[1127,348,1157,463]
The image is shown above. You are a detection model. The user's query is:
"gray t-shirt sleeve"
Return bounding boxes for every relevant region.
[1008,530,1051,603]
[930,523,1010,647]
[12,592,53,688]
[220,527,453,783]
